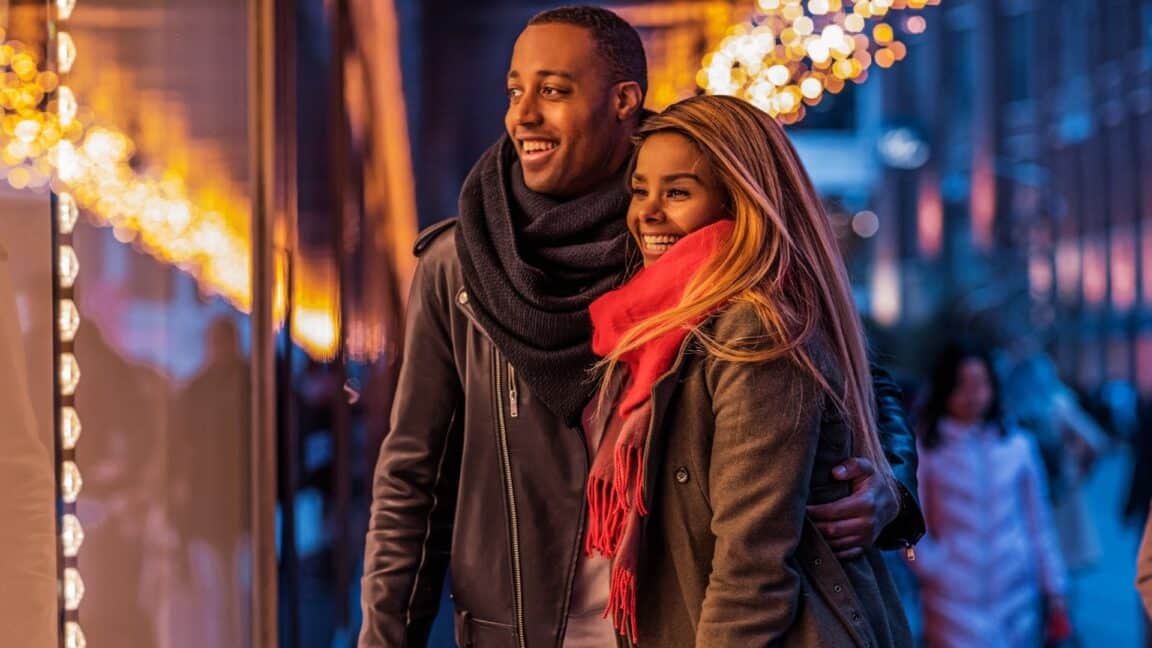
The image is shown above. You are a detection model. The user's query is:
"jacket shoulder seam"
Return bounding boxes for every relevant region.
[414,218,458,257]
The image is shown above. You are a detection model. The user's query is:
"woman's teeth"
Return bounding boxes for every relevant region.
[642,234,682,253]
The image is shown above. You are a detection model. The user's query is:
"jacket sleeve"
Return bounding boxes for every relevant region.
[871,364,927,549]
[1138,506,1152,618]
[902,441,947,580]
[359,251,463,648]
[1019,432,1068,597]
[696,314,826,646]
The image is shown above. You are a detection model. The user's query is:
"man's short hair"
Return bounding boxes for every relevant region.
[528,6,648,98]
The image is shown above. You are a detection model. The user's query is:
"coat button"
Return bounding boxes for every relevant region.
[833,584,842,593]
[674,467,690,483]
[457,291,469,305]
[813,558,822,567]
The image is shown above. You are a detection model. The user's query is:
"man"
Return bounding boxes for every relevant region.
[360,7,924,647]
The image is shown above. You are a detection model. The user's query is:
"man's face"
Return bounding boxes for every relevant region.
[505,24,632,198]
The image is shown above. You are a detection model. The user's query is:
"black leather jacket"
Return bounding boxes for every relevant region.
[359,220,924,648]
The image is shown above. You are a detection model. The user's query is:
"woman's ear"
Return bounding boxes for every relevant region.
[614,81,643,122]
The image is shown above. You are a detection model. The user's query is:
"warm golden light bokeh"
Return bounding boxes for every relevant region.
[700,0,939,122]
[0,27,342,360]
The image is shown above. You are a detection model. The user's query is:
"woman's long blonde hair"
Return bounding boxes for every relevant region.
[600,94,894,487]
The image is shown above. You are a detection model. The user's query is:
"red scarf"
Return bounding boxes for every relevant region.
[586,220,733,643]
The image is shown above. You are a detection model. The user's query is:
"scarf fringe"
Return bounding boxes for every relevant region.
[605,566,639,644]
[585,476,627,557]
[613,442,648,517]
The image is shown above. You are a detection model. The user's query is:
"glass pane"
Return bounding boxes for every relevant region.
[61,1,254,645]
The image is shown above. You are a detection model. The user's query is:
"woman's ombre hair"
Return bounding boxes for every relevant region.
[599,94,895,489]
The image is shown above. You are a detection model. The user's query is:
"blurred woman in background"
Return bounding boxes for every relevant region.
[910,341,1069,647]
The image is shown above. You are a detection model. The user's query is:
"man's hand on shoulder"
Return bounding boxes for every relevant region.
[806,457,899,559]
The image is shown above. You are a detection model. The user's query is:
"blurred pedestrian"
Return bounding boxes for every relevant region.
[1002,349,1106,572]
[910,341,1070,647]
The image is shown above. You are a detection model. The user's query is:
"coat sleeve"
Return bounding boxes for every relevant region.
[871,365,927,549]
[359,248,463,648]
[1018,432,1067,597]
[696,312,826,647]
[1137,506,1152,618]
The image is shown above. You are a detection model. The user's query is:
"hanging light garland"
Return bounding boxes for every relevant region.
[0,27,340,359]
[53,0,86,644]
[699,0,939,123]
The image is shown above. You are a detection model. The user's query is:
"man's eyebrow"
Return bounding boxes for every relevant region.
[536,69,575,80]
[506,69,576,80]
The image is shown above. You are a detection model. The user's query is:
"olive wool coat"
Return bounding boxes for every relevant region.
[612,304,913,648]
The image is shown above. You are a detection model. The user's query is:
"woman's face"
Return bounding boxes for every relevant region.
[947,357,994,425]
[628,132,728,267]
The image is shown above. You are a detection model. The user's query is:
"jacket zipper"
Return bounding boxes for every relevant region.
[903,541,916,561]
[507,362,519,418]
[494,350,527,648]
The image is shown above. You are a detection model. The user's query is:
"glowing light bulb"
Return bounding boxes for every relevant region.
[61,513,84,557]
[57,192,79,233]
[57,85,77,127]
[64,622,86,648]
[57,0,77,20]
[57,32,76,74]
[59,352,80,396]
[61,405,82,449]
[58,299,80,342]
[61,460,82,503]
[63,567,84,610]
[58,245,79,288]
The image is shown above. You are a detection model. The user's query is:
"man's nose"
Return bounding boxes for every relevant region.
[511,93,542,126]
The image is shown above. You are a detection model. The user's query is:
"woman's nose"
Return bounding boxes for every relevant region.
[635,196,664,222]
[639,205,665,223]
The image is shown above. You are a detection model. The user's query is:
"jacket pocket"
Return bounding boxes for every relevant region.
[453,609,517,648]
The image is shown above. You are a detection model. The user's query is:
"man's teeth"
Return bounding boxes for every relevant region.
[522,140,557,153]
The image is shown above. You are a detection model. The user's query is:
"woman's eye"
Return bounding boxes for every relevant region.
[541,86,569,97]
[507,87,523,100]
[667,189,689,198]
[630,187,648,198]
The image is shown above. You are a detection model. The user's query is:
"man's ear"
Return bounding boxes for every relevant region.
[614,81,644,122]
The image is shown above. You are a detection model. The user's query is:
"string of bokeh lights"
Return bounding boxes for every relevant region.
[0,25,340,360]
[700,0,940,123]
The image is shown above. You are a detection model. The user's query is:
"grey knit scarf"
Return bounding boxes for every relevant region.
[455,135,633,423]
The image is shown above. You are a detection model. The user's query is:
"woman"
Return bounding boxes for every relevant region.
[910,341,1068,647]
[580,94,911,647]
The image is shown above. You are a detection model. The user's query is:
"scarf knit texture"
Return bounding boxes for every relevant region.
[587,220,734,643]
[455,135,633,424]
